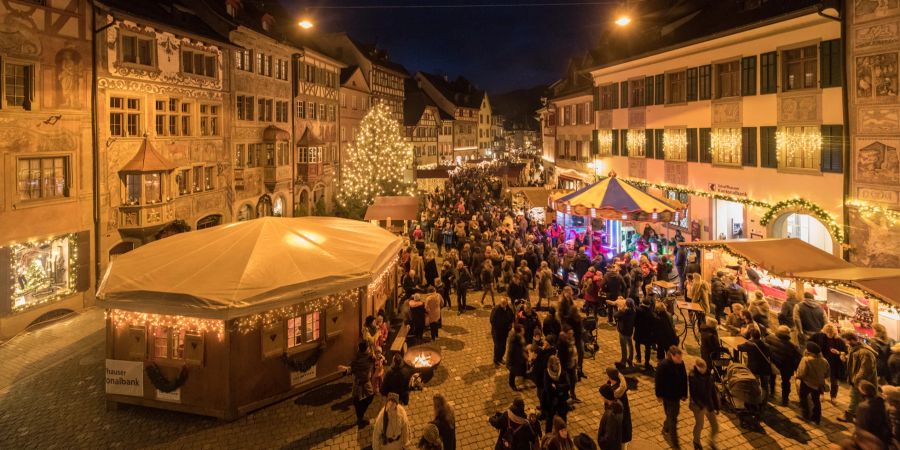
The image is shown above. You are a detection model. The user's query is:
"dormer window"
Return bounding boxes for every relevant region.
[261,14,275,32]
[225,0,242,17]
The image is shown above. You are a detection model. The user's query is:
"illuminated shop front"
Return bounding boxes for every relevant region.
[7,233,79,313]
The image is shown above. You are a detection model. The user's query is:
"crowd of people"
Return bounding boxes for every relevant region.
[344,166,900,450]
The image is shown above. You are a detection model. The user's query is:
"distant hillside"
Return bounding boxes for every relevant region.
[490,84,548,131]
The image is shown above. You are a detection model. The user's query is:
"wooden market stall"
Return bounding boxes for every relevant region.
[364,196,420,234]
[96,217,401,420]
[681,238,900,339]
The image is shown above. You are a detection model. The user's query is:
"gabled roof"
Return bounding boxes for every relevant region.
[120,137,174,173]
[403,79,438,126]
[345,34,409,76]
[297,127,325,147]
[588,0,822,70]
[263,125,290,142]
[98,0,230,43]
[418,72,485,109]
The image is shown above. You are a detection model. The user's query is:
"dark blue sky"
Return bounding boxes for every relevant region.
[283,1,613,93]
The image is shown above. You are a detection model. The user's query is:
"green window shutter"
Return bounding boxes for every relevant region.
[645,76,654,106]
[620,81,629,108]
[655,75,665,105]
[655,129,665,159]
[699,128,712,162]
[622,130,629,156]
[75,231,92,292]
[686,68,698,101]
[759,126,777,168]
[698,65,712,100]
[820,39,843,88]
[591,129,600,155]
[611,83,619,109]
[687,128,698,162]
[741,56,757,96]
[593,86,601,111]
[611,129,619,155]
[741,127,758,167]
[821,124,844,173]
[645,129,654,158]
[760,52,777,94]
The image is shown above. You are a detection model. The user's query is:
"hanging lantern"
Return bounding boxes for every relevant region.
[652,210,658,220]
[621,213,628,220]
[590,208,596,218]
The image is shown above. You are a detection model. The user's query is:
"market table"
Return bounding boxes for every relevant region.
[719,335,748,363]
[676,301,705,347]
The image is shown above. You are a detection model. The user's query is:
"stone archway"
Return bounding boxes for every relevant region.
[768,210,837,255]
[295,189,310,217]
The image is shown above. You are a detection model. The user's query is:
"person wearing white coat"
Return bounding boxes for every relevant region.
[373,393,411,450]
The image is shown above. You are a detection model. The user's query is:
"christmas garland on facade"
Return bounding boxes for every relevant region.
[145,363,188,393]
[281,348,321,372]
[758,198,844,243]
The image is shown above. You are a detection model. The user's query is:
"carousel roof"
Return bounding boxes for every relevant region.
[553,173,682,221]
[97,217,402,319]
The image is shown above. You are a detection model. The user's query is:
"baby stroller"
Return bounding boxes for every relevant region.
[582,315,598,359]
[720,362,766,431]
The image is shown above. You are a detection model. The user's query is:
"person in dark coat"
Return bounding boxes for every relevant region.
[346,342,376,428]
[710,271,728,323]
[542,307,562,345]
[542,355,571,432]
[614,298,636,367]
[777,289,800,328]
[654,302,679,362]
[455,261,472,314]
[573,248,592,282]
[794,292,826,340]
[489,397,541,450]
[491,299,516,366]
[698,318,721,369]
[855,380,892,448]
[532,334,557,402]
[431,393,456,450]
[737,328,773,397]
[506,325,528,391]
[688,359,720,450]
[725,275,748,307]
[811,323,848,402]
[632,297,657,370]
[604,368,632,446]
[439,262,454,308]
[507,274,528,305]
[597,384,624,450]
[675,247,688,291]
[408,294,427,343]
[518,302,541,345]
[603,266,626,324]
[656,346,688,448]
[380,354,411,405]
[765,325,803,405]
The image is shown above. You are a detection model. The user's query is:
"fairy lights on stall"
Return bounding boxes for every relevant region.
[107,309,225,340]
[234,289,357,334]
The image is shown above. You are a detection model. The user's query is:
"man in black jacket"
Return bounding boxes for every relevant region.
[603,266,626,324]
[572,248,592,282]
[615,298,637,368]
[655,346,688,448]
[710,271,728,323]
[455,261,471,315]
[490,299,515,366]
[765,325,803,405]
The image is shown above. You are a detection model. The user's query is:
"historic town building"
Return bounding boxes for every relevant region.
[338,65,371,184]
[0,0,94,338]
[545,56,596,189]
[588,0,845,254]
[416,72,483,162]
[478,93,493,155]
[313,32,407,123]
[293,46,343,216]
[404,78,441,168]
[94,1,232,266]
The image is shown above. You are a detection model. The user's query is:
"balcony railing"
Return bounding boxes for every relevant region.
[118,201,174,231]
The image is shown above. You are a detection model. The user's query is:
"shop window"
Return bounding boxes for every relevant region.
[715,60,740,98]
[110,97,141,137]
[4,62,33,109]
[16,156,68,201]
[120,34,154,67]
[273,196,284,217]
[287,311,320,349]
[667,191,689,229]
[10,234,75,312]
[782,45,817,91]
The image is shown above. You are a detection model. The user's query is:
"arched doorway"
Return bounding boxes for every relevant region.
[197,214,222,229]
[273,196,285,217]
[771,212,834,254]
[238,204,254,221]
[256,195,273,217]
[296,189,310,217]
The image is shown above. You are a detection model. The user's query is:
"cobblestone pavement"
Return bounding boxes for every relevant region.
[0,297,855,450]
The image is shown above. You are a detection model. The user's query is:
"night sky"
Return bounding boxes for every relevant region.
[282,0,613,93]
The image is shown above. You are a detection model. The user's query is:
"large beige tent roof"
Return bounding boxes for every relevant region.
[97,217,402,319]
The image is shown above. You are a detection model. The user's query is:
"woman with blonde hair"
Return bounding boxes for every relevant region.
[688,272,711,324]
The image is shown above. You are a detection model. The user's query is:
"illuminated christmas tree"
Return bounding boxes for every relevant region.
[338,103,413,217]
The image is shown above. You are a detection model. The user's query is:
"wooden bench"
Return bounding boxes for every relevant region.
[390,324,410,354]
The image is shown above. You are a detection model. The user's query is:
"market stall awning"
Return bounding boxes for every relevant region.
[364,196,419,221]
[556,167,593,183]
[680,238,900,306]
[97,217,402,319]
[553,172,683,221]
[510,187,563,209]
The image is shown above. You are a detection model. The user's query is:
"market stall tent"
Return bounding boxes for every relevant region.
[97,217,401,419]
[552,172,683,221]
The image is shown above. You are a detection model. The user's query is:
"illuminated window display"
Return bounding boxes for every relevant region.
[10,234,76,312]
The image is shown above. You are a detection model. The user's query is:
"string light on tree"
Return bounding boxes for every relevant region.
[338,103,413,213]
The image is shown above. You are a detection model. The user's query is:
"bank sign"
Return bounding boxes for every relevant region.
[105,359,143,396]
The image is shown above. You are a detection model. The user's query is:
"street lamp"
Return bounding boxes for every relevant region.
[298,19,314,29]
[614,15,632,26]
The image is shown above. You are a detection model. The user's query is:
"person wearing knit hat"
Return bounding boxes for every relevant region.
[855,380,892,447]
[597,384,624,450]
[796,340,830,424]
[373,392,410,450]
[765,324,803,405]
[416,423,444,450]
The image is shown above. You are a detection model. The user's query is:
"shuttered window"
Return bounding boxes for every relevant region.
[698,65,712,100]
[741,56,757,96]
[655,74,665,105]
[655,129,665,159]
[821,125,843,173]
[592,86,601,111]
[759,126,777,168]
[699,128,712,162]
[760,51,777,94]
[645,76,654,106]
[741,127,758,167]
[621,129,629,156]
[687,128,699,162]
[686,68,698,101]
[620,81,629,108]
[820,39,842,88]
[611,129,620,156]
[645,129,655,159]
[591,130,600,155]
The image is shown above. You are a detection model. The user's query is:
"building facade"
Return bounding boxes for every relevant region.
[416,72,482,162]
[338,66,370,184]
[95,2,232,264]
[550,58,596,189]
[478,94,493,156]
[0,0,94,338]
[293,48,343,216]
[589,4,845,254]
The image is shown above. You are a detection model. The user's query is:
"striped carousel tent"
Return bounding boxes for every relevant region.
[551,172,683,221]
